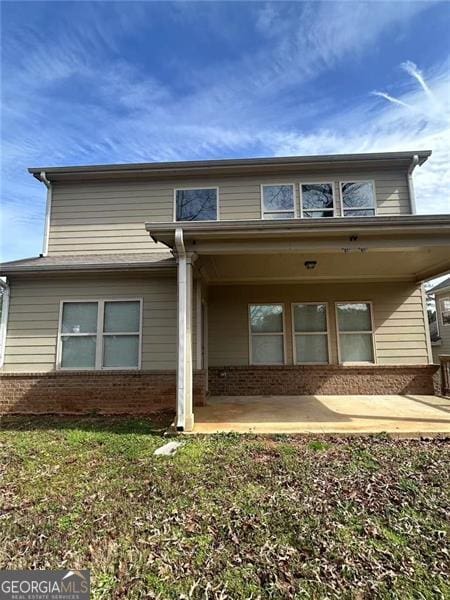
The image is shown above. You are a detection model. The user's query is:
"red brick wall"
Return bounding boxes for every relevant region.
[0,370,207,415]
[208,365,439,396]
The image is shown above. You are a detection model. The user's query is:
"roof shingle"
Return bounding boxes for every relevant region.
[0,252,175,274]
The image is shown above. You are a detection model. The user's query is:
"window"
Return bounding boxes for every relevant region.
[336,302,375,363]
[249,304,285,364]
[58,300,142,370]
[261,184,295,219]
[300,183,335,218]
[103,301,141,368]
[441,298,450,326]
[292,303,329,364]
[175,188,218,221]
[340,181,376,216]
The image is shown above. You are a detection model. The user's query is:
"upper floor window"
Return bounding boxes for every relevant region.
[440,298,450,326]
[261,184,295,219]
[340,181,376,217]
[300,183,335,218]
[58,299,142,370]
[175,188,218,221]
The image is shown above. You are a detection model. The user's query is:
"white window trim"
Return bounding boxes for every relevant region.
[299,181,337,219]
[434,307,441,340]
[56,298,143,371]
[440,297,450,327]
[291,302,331,365]
[248,303,287,365]
[339,180,377,217]
[335,301,377,365]
[173,186,220,222]
[260,183,297,219]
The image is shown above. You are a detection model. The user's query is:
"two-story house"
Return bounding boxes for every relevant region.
[1,151,450,430]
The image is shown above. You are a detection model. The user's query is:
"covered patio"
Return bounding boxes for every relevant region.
[193,394,450,435]
[147,215,450,432]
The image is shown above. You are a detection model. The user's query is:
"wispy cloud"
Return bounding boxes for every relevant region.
[370,91,412,110]
[401,60,436,101]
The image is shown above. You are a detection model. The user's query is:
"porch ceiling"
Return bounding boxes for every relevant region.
[147,215,450,283]
[197,248,450,283]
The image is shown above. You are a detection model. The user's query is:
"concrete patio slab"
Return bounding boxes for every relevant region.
[192,395,450,435]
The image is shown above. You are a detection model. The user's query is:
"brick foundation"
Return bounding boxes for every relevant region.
[208,365,439,396]
[0,370,207,416]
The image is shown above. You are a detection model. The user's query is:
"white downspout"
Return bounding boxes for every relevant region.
[174,228,194,431]
[0,279,10,368]
[407,154,419,215]
[421,284,434,365]
[40,171,52,256]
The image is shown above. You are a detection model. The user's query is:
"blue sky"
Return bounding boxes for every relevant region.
[1,0,449,262]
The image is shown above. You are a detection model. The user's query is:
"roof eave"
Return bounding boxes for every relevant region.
[429,284,450,295]
[0,262,176,276]
[28,150,432,181]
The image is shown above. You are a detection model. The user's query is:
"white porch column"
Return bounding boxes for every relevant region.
[175,229,194,431]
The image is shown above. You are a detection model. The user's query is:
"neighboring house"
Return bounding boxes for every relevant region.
[1,151,450,431]
[429,277,450,364]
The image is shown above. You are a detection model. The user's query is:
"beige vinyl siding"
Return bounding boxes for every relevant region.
[432,291,450,363]
[47,169,411,255]
[208,282,428,367]
[2,273,188,372]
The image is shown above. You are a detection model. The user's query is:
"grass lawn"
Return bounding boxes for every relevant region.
[0,416,449,599]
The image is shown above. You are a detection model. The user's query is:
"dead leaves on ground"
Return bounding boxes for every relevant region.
[0,419,449,599]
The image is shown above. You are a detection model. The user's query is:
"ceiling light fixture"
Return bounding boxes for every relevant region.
[304,260,317,270]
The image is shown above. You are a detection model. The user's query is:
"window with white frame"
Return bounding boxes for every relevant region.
[249,304,285,364]
[58,300,142,370]
[300,183,335,218]
[175,188,218,221]
[340,181,376,216]
[293,303,329,364]
[261,184,295,219]
[336,302,375,363]
[440,298,450,326]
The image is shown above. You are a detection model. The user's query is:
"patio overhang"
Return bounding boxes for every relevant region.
[146,214,450,283]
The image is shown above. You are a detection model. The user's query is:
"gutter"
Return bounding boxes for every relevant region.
[0,279,10,368]
[0,260,176,276]
[407,154,420,214]
[28,150,432,180]
[39,171,52,256]
[146,214,450,246]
